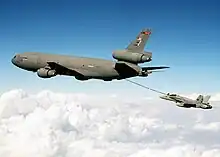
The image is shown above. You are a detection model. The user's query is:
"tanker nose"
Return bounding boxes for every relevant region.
[11,55,17,65]
[11,54,22,67]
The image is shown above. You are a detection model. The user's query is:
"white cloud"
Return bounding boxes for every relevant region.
[210,93,220,102]
[0,89,220,157]
[194,122,220,132]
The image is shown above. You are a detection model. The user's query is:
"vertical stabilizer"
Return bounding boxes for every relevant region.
[203,95,211,104]
[126,28,152,53]
[196,95,203,103]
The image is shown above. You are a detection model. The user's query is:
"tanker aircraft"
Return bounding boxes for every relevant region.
[11,29,169,81]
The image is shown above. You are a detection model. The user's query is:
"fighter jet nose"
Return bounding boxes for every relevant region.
[159,96,165,99]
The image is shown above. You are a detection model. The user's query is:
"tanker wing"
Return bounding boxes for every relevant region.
[114,61,139,77]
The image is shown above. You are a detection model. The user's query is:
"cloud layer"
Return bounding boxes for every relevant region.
[0,89,220,157]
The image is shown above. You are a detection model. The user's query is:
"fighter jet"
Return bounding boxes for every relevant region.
[11,29,169,81]
[160,93,212,109]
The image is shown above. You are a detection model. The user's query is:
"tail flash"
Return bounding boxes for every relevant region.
[196,95,203,103]
[126,28,151,53]
[203,95,211,104]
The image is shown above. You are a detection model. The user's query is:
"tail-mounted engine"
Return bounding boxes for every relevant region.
[112,50,152,64]
[37,68,56,78]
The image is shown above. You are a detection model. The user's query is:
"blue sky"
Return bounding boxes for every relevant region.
[0,0,219,95]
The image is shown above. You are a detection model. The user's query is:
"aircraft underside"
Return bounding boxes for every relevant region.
[35,67,130,81]
[176,103,196,108]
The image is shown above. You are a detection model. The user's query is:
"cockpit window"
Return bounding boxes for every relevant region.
[21,56,28,60]
[16,55,28,62]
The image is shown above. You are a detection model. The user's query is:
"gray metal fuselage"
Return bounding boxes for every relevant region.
[160,95,195,104]
[11,52,137,80]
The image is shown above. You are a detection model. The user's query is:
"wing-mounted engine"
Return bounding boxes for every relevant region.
[112,50,152,64]
[37,68,56,78]
[198,104,212,109]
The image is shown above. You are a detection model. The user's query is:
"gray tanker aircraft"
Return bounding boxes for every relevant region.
[160,93,212,109]
[11,29,169,81]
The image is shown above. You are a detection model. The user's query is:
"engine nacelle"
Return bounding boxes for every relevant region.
[37,68,56,78]
[112,50,152,64]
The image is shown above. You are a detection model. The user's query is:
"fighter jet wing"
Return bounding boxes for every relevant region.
[115,61,138,76]
[47,62,85,77]
[168,94,184,103]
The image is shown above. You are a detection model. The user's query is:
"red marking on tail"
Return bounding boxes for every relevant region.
[143,31,151,35]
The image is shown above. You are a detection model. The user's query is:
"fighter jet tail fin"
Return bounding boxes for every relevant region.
[196,95,211,104]
[203,95,211,104]
[126,28,152,53]
[196,95,203,103]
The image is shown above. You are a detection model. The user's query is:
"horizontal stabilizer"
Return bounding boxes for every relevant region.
[142,66,170,71]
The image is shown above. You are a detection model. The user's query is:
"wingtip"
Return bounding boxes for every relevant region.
[159,66,170,69]
[164,66,170,69]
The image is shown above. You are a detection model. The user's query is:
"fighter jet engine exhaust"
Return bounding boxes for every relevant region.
[37,68,56,78]
[200,104,213,109]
